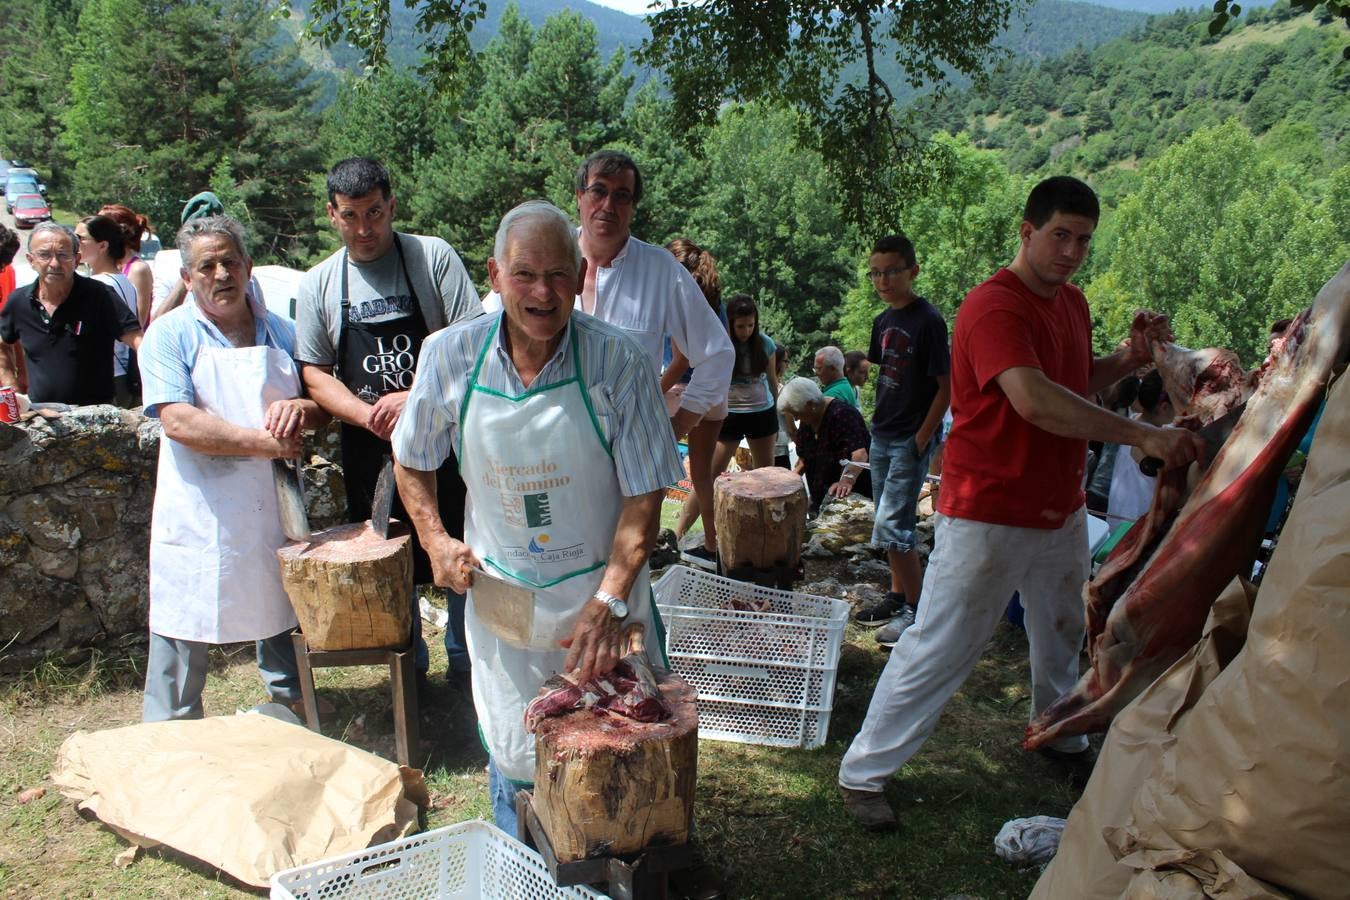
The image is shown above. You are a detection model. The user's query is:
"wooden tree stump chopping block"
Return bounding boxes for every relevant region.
[713,467,808,571]
[532,674,698,863]
[277,521,412,651]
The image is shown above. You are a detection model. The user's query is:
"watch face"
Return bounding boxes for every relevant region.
[610,598,629,619]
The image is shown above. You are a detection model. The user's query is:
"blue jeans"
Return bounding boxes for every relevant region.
[411,590,469,674]
[488,757,533,840]
[870,433,936,552]
[143,629,299,722]
[444,590,469,673]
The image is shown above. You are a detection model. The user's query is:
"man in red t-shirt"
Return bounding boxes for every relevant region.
[837,176,1203,832]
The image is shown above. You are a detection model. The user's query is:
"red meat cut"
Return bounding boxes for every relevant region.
[525,657,670,733]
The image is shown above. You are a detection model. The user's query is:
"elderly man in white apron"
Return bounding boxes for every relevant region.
[392,200,682,836]
[139,215,327,721]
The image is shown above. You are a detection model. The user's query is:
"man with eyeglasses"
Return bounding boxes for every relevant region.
[296,157,482,689]
[813,345,858,408]
[570,150,732,442]
[0,222,142,405]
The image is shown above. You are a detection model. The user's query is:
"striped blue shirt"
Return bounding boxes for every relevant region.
[392,310,683,497]
[140,292,297,418]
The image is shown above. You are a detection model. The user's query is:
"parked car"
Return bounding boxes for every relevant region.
[6,168,47,195]
[12,194,51,229]
[5,177,42,212]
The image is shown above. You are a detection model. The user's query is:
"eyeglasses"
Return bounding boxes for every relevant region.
[868,266,912,280]
[31,251,76,262]
[581,184,635,207]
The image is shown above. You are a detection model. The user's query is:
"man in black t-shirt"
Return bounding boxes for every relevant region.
[0,223,142,405]
[856,234,951,644]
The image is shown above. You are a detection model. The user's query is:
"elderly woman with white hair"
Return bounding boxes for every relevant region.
[778,376,872,513]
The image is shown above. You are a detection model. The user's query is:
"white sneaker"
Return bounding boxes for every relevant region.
[875,605,917,648]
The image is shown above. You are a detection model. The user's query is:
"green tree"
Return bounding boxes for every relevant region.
[638,1,1022,234]
[63,0,323,264]
[301,0,1024,235]
[0,0,79,185]
[680,103,859,354]
[407,6,631,279]
[1085,120,1348,365]
[321,69,443,186]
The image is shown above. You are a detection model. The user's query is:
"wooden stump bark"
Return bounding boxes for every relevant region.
[713,468,808,572]
[277,521,413,651]
[531,674,698,862]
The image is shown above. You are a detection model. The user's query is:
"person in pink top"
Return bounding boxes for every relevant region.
[97,203,154,328]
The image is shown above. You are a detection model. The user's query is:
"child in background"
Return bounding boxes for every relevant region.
[680,293,780,568]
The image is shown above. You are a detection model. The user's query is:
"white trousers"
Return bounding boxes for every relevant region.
[839,510,1091,792]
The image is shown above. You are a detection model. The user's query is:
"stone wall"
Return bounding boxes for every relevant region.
[0,409,346,672]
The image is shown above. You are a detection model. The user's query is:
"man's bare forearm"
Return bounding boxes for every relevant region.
[998,366,1151,445]
[393,462,450,546]
[0,343,19,390]
[301,364,371,428]
[159,403,291,457]
[598,490,663,602]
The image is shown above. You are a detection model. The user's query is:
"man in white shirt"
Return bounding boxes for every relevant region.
[572,150,733,438]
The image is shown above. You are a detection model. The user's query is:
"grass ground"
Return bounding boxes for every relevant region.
[1,567,1081,899]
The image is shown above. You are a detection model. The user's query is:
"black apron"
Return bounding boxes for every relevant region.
[336,235,466,584]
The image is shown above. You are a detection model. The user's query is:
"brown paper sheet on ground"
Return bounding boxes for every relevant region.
[1108,372,1350,898]
[51,714,427,889]
[1116,848,1292,899]
[1034,373,1349,899]
[1029,580,1255,900]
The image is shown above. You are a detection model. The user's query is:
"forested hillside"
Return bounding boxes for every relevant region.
[1,0,1344,370]
[867,2,1349,365]
[919,3,1349,195]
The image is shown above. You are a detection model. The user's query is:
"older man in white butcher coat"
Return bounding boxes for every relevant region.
[139,216,327,721]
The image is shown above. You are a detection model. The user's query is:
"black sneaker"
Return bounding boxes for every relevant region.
[680,545,718,571]
[855,591,905,626]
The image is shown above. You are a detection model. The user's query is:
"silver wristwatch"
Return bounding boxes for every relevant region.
[594,590,629,621]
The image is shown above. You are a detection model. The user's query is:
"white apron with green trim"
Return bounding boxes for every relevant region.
[459,320,658,782]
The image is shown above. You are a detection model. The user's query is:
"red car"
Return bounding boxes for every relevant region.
[12,193,51,229]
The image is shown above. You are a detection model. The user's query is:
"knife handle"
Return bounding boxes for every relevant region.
[1139,457,1162,477]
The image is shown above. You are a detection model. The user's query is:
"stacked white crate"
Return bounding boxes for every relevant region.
[270,821,604,900]
[653,566,850,750]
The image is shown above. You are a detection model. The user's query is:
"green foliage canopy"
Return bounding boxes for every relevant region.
[61,0,325,263]
[1084,120,1350,365]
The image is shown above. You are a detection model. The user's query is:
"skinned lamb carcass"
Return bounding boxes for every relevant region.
[1025,261,1350,750]
[1150,342,1254,425]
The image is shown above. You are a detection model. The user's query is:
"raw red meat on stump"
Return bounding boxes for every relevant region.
[527,625,699,863]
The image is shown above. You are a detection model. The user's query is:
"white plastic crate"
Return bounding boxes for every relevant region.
[270,820,606,900]
[653,565,850,750]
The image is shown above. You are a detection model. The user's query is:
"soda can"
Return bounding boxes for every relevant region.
[0,386,19,424]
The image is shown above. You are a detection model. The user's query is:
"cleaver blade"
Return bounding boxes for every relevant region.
[370,456,396,538]
[273,458,312,542]
[470,566,536,648]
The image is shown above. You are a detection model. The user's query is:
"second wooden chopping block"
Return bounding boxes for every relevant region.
[277,521,413,650]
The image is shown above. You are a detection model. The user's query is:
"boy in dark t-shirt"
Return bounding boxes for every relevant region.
[856,234,950,644]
